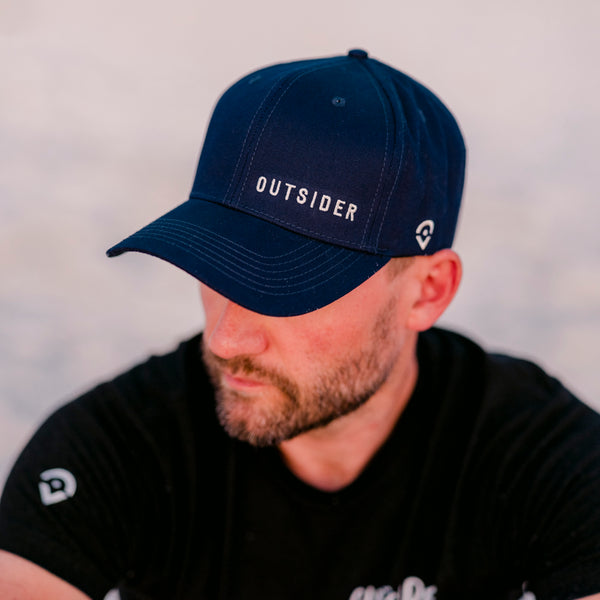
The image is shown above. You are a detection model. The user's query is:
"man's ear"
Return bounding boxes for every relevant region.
[405,249,462,332]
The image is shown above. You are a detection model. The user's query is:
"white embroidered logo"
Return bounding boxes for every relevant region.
[255,176,358,221]
[38,468,77,506]
[415,220,435,251]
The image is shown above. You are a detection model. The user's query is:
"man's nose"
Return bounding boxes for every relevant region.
[206,299,269,360]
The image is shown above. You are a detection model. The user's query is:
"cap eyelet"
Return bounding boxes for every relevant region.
[331,96,346,107]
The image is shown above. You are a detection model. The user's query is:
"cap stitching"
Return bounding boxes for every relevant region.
[147,218,326,267]
[130,227,365,293]
[223,75,290,202]
[373,75,407,249]
[236,61,346,201]
[235,204,380,252]
[164,196,381,252]
[354,60,392,249]
[137,233,347,289]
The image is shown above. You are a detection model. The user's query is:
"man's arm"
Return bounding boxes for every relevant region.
[0,550,90,600]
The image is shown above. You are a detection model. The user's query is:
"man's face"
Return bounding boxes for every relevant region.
[200,262,419,446]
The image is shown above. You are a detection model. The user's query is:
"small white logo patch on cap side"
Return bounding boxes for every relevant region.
[38,468,77,506]
[416,220,435,250]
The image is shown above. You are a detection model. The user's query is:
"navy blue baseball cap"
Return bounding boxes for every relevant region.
[107,49,466,316]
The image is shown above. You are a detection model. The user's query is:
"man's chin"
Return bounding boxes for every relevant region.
[215,399,346,447]
[218,416,287,447]
[215,393,288,446]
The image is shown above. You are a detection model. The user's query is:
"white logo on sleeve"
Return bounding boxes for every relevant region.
[415,220,435,250]
[38,468,77,506]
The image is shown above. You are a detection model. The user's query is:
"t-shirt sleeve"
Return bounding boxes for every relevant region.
[484,356,600,600]
[0,336,226,600]
[0,398,127,597]
[522,395,600,600]
[0,348,189,600]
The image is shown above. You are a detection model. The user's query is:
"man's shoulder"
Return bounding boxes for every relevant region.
[422,326,591,406]
[111,332,204,387]
[420,326,600,442]
[425,327,600,461]
[84,332,208,404]
[47,332,216,442]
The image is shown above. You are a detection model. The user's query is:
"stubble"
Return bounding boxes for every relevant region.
[201,298,399,446]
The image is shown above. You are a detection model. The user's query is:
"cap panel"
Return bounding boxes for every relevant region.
[365,60,466,255]
[234,64,389,249]
[190,59,319,205]
[194,57,392,252]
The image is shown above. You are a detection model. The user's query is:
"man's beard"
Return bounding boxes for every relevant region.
[201,299,399,446]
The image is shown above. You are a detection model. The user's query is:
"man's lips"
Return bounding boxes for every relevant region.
[223,372,267,390]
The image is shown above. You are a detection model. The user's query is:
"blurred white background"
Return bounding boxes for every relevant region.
[1,0,599,491]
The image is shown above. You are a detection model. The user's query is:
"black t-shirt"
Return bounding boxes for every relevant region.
[1,328,599,600]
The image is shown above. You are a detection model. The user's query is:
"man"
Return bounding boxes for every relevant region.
[0,50,599,600]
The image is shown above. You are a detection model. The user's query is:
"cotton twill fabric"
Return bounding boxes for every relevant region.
[0,329,599,599]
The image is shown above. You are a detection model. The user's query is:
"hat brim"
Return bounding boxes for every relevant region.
[107,199,390,317]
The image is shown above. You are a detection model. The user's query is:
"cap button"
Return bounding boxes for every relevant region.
[348,49,368,59]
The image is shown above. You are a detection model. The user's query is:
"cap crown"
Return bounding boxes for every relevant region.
[190,51,465,256]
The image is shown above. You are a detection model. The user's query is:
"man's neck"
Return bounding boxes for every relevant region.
[277,340,419,492]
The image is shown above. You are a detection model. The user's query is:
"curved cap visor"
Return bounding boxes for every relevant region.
[107,199,390,317]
